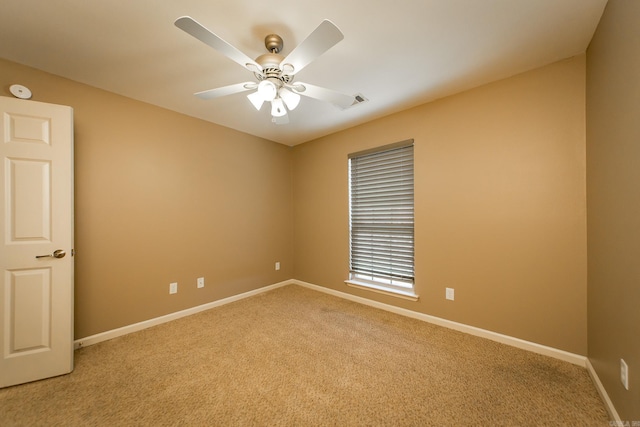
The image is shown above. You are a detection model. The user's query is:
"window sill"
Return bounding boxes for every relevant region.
[344,280,419,301]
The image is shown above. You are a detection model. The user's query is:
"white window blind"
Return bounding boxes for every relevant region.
[348,140,414,292]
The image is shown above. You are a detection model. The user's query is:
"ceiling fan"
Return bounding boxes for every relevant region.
[175,16,355,124]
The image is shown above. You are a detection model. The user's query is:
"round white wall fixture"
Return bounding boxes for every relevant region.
[9,84,32,99]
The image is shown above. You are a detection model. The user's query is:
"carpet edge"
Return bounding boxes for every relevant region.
[74,280,293,349]
[75,277,587,368]
[586,358,623,423]
[292,279,587,367]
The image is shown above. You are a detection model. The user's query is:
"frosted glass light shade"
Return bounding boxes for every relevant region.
[257,80,277,101]
[279,88,300,110]
[247,91,265,110]
[271,98,287,117]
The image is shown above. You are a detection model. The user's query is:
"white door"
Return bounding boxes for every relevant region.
[0,96,74,388]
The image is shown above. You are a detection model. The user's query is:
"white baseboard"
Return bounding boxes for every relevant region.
[292,279,587,367]
[74,280,291,349]
[76,278,585,368]
[586,358,622,423]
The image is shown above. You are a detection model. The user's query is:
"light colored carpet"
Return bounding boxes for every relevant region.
[0,284,609,426]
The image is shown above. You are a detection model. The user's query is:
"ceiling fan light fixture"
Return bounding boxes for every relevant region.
[271,98,287,117]
[279,88,300,111]
[247,91,265,110]
[257,80,277,102]
[176,17,351,125]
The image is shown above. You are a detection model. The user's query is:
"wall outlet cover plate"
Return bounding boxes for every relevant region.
[446,288,455,300]
[621,358,629,390]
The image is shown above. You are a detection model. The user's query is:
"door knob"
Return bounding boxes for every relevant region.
[36,249,66,259]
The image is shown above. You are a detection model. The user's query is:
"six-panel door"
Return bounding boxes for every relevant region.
[0,96,74,388]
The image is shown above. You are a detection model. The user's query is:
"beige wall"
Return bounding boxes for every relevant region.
[587,0,640,421]
[0,58,294,338]
[1,54,591,355]
[293,56,587,355]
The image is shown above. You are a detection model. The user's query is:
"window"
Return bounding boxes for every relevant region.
[346,140,416,300]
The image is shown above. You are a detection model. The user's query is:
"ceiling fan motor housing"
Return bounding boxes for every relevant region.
[254,51,292,85]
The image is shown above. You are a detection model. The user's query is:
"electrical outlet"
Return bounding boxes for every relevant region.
[169,282,178,294]
[621,359,629,390]
[197,277,205,288]
[275,262,280,271]
[446,287,455,301]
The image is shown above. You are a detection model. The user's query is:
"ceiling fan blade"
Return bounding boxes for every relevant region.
[291,82,355,109]
[195,82,257,100]
[279,20,344,75]
[175,16,262,73]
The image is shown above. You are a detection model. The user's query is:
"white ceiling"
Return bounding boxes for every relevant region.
[0,0,607,146]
